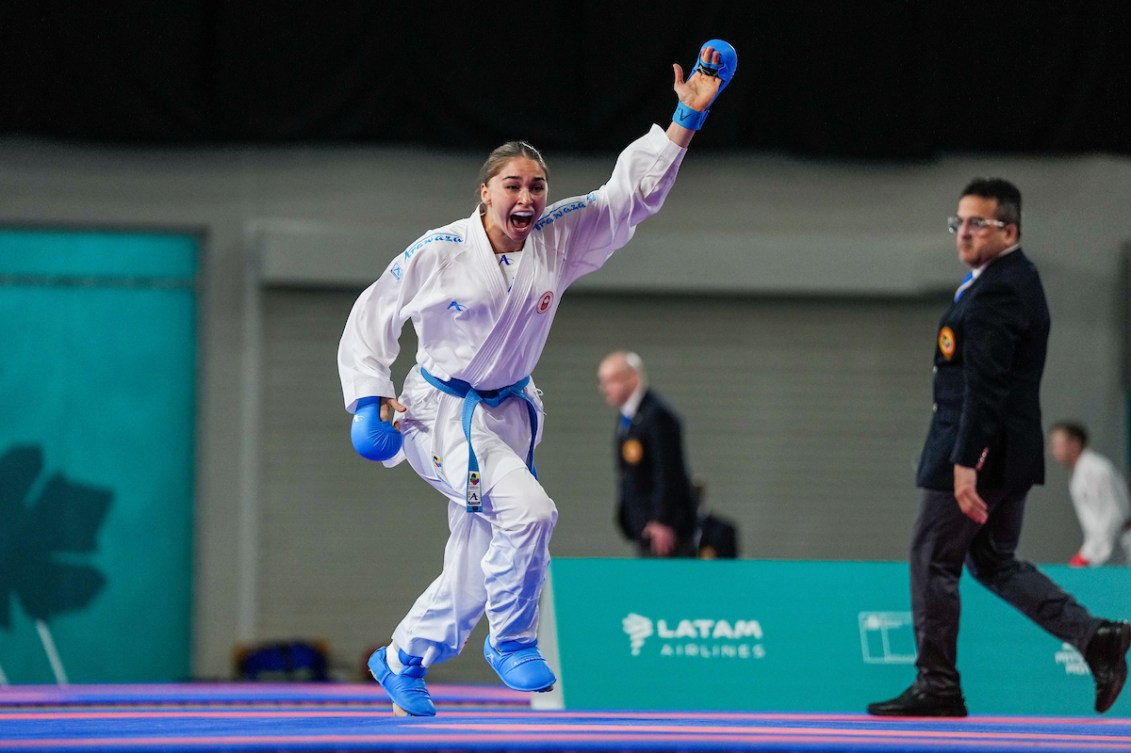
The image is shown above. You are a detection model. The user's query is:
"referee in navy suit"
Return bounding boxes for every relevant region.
[869,178,1130,717]
[597,351,698,557]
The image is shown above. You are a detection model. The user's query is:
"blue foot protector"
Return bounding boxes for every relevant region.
[483,636,557,692]
[695,38,737,99]
[351,397,403,462]
[368,646,435,716]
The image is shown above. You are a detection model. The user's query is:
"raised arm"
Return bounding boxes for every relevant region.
[551,39,739,283]
[667,40,738,147]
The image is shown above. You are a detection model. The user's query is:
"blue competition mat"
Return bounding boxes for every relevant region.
[0,681,526,707]
[2,686,1130,752]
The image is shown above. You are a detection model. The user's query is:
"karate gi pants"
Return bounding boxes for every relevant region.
[390,368,556,668]
[392,468,556,667]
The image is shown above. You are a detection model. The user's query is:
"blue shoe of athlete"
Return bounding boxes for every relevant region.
[368,646,435,717]
[483,636,556,692]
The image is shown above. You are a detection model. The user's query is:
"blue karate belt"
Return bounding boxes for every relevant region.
[421,368,539,512]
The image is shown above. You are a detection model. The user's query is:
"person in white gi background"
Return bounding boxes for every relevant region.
[337,41,737,716]
[1049,421,1131,567]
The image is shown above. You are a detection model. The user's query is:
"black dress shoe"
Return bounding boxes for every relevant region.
[867,686,968,717]
[1085,620,1131,714]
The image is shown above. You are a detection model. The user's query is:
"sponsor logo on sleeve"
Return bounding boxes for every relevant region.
[534,200,587,231]
[404,232,464,262]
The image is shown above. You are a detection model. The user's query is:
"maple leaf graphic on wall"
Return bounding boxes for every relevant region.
[0,444,112,630]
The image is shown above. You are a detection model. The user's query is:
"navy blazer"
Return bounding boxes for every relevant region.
[615,389,697,542]
[916,248,1050,493]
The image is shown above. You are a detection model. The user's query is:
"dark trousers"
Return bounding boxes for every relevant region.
[910,488,1101,692]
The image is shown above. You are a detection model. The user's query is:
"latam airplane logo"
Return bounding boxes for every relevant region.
[622,613,765,660]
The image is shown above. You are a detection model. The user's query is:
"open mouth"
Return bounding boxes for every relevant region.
[511,211,534,231]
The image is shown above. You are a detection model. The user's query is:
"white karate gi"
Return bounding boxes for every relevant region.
[338,124,687,667]
[1069,448,1131,566]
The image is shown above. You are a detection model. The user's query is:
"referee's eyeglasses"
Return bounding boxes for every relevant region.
[947,216,1007,234]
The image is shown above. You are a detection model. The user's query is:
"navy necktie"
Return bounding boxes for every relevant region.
[618,413,632,433]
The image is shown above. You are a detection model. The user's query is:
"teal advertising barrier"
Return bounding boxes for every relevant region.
[538,559,1131,716]
[0,229,198,683]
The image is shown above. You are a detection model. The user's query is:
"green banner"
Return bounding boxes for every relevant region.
[542,558,1131,716]
[0,229,197,683]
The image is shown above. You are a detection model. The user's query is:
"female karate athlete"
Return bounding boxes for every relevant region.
[338,40,736,716]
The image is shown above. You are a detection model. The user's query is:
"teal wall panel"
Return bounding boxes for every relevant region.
[0,230,196,279]
[546,558,1131,716]
[0,229,197,683]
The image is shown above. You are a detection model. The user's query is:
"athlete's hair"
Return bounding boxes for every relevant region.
[961,177,1022,236]
[477,141,549,210]
[1050,420,1089,447]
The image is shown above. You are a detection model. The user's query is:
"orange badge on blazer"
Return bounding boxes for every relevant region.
[622,438,644,465]
[938,326,957,360]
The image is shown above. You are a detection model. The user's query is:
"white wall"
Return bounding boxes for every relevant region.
[2,135,1128,679]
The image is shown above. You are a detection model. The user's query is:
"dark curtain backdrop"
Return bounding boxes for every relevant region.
[2,1,1129,158]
